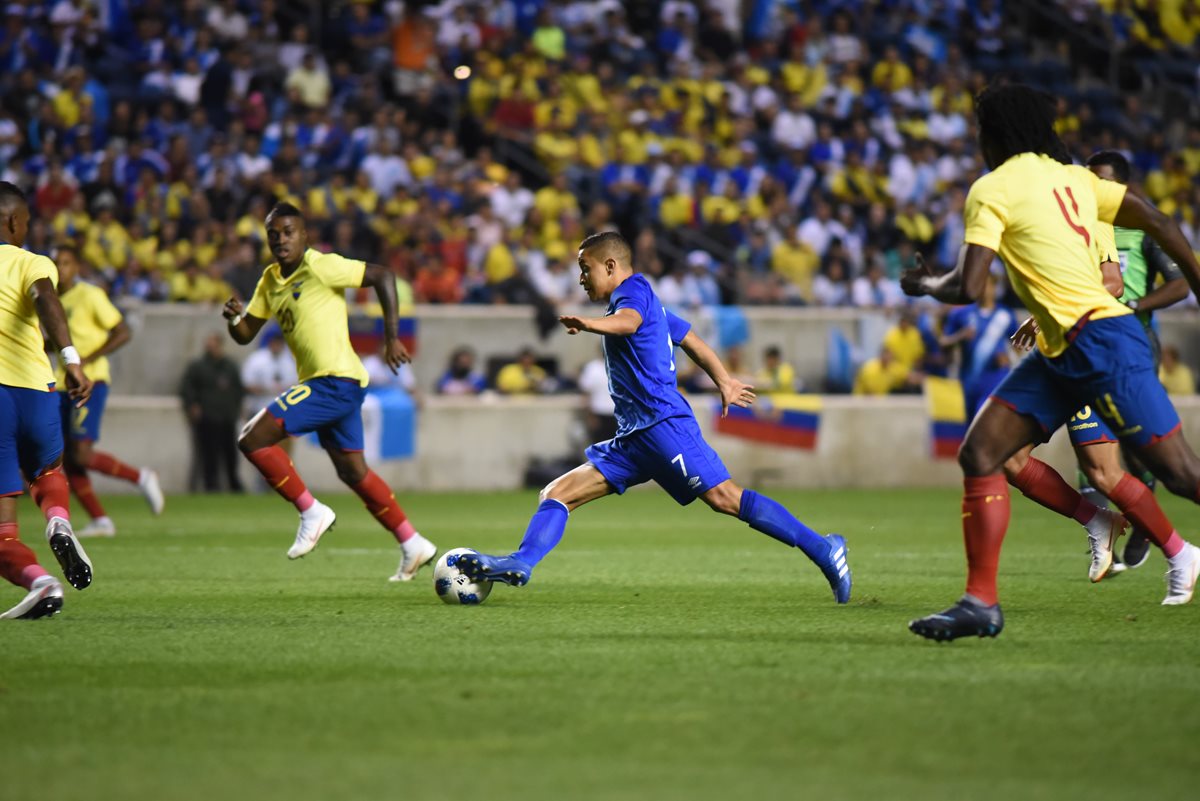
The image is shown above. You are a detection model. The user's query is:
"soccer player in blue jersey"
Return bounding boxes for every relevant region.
[458,232,852,604]
[940,272,1019,419]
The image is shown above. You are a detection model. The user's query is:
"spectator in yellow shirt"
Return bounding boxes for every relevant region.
[870,45,913,93]
[1159,345,1195,397]
[496,348,549,395]
[853,349,916,396]
[771,228,819,303]
[756,345,798,395]
[882,309,925,370]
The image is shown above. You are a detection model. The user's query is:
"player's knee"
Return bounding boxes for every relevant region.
[1084,464,1123,496]
[958,440,1000,476]
[335,463,367,486]
[1158,469,1199,500]
[702,483,741,516]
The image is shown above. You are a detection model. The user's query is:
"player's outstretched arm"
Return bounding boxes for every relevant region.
[678,330,756,417]
[32,277,91,404]
[223,297,267,345]
[85,319,132,364]
[362,263,410,371]
[1113,192,1200,299]
[1134,239,1189,312]
[559,308,643,336]
[900,248,992,304]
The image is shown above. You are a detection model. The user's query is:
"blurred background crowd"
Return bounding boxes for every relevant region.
[2,0,1197,314]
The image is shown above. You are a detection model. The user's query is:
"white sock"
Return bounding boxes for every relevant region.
[1168,544,1194,569]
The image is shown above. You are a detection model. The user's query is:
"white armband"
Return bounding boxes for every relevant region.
[228,313,245,328]
[60,346,81,366]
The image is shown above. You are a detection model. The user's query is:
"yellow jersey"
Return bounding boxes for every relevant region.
[963,153,1130,357]
[246,249,369,387]
[1095,221,1118,264]
[57,281,122,387]
[0,244,58,391]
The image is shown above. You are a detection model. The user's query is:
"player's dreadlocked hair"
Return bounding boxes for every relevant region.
[1085,150,1131,183]
[974,84,1072,169]
[578,230,632,267]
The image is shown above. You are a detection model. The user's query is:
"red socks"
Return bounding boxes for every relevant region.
[245,447,313,511]
[66,467,107,519]
[87,451,140,484]
[29,467,70,522]
[0,523,47,589]
[1009,457,1095,524]
[350,470,415,542]
[1108,474,1184,558]
[962,475,1011,606]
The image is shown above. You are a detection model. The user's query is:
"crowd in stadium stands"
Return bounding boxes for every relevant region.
[1,0,1198,313]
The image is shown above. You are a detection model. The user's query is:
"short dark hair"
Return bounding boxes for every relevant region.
[53,243,81,262]
[975,84,1071,168]
[765,345,782,359]
[578,230,631,266]
[265,202,305,225]
[0,180,28,215]
[1085,150,1131,184]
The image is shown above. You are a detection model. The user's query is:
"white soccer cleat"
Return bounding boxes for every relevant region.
[1162,543,1200,606]
[1085,509,1127,583]
[78,517,117,538]
[138,469,165,516]
[1,575,64,619]
[46,516,92,590]
[389,534,438,582]
[287,502,336,560]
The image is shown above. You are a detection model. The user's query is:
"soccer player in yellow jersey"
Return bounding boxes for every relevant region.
[222,203,437,581]
[53,245,164,538]
[0,182,93,618]
[901,85,1200,640]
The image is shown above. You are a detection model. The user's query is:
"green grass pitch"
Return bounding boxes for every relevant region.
[3,488,1198,800]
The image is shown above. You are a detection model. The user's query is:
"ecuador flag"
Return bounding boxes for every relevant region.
[348,315,418,357]
[714,394,822,450]
[926,376,967,459]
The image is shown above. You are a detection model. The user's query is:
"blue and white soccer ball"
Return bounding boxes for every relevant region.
[434,548,493,605]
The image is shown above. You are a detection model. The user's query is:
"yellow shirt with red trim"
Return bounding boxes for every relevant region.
[0,244,57,391]
[56,281,123,387]
[963,153,1130,357]
[246,248,369,387]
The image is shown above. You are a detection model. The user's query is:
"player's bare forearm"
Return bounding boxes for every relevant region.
[1136,278,1188,312]
[87,320,132,362]
[1114,194,1200,297]
[679,330,731,387]
[1100,260,1124,298]
[363,263,399,339]
[559,308,642,336]
[222,297,265,345]
[32,278,74,352]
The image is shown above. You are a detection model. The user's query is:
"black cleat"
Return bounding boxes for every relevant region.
[909,597,1004,642]
[1,576,65,620]
[47,517,93,590]
[1123,532,1151,569]
[19,595,64,619]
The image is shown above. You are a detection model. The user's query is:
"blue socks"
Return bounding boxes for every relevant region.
[738,489,827,563]
[512,499,570,566]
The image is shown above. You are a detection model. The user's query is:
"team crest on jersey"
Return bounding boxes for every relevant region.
[291,281,304,300]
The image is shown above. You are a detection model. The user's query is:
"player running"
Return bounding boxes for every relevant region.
[222,203,436,581]
[1002,149,1190,581]
[458,232,852,604]
[0,181,94,618]
[54,244,164,538]
[902,85,1200,641]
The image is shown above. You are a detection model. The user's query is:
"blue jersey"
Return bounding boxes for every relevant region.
[944,304,1018,387]
[603,274,694,438]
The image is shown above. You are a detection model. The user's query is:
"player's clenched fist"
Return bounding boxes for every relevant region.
[222,297,243,320]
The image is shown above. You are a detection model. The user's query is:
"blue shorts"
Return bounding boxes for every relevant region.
[0,384,64,496]
[585,415,731,506]
[992,315,1180,448]
[60,381,108,443]
[1067,404,1117,447]
[266,377,366,452]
